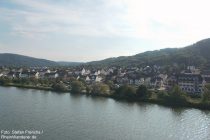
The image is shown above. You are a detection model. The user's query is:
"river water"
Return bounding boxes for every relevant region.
[0,86,210,140]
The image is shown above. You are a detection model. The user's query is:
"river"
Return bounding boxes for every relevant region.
[0,86,210,140]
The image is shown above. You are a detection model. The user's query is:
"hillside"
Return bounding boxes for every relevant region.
[1,38,210,68]
[0,53,58,67]
[57,61,84,66]
[88,38,210,69]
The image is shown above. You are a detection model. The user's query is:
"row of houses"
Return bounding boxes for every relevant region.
[0,68,104,83]
[114,67,210,95]
[166,67,210,95]
[0,66,209,95]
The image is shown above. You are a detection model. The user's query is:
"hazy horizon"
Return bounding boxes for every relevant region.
[1,0,210,62]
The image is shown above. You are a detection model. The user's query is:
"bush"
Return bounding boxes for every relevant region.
[114,85,136,98]
[0,77,12,85]
[91,83,110,95]
[136,85,149,98]
[157,91,169,99]
[202,89,210,102]
[52,82,68,91]
[167,85,187,105]
[71,80,85,94]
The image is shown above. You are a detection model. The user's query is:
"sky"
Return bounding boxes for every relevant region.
[0,0,210,62]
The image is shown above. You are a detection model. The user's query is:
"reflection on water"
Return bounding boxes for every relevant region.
[171,108,186,116]
[0,86,210,140]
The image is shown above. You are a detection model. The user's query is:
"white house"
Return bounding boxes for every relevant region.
[100,69,107,75]
[19,71,29,78]
[81,68,86,75]
[44,73,59,79]
[144,77,151,87]
[85,76,90,82]
[95,76,102,82]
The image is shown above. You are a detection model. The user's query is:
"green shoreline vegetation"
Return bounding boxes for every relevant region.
[0,77,210,110]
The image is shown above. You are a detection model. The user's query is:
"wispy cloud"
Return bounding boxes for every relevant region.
[3,0,209,43]
[0,0,210,61]
[0,0,129,39]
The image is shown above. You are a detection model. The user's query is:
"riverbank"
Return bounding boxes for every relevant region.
[1,84,210,110]
[2,83,70,93]
[108,94,210,111]
[1,85,209,140]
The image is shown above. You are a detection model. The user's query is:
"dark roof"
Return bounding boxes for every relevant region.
[201,70,210,75]
[204,77,210,83]
[7,71,15,75]
[44,72,57,76]
[178,74,203,82]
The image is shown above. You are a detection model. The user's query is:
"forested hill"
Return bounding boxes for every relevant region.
[0,53,58,67]
[88,38,210,69]
[1,38,210,68]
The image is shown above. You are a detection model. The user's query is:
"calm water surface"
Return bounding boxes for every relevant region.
[0,86,210,140]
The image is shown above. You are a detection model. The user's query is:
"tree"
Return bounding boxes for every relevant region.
[202,89,210,102]
[105,80,115,90]
[52,82,68,92]
[71,80,85,94]
[205,84,210,91]
[157,91,169,99]
[136,85,148,98]
[91,83,110,95]
[0,77,12,85]
[170,85,186,97]
[114,85,136,98]
[168,85,187,104]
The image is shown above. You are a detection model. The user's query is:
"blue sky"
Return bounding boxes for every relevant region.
[0,0,210,62]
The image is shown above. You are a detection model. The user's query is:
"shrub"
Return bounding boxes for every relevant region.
[114,85,136,98]
[71,80,85,94]
[91,83,110,95]
[136,85,149,98]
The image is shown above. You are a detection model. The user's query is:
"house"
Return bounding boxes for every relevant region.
[93,71,99,76]
[90,75,96,81]
[201,70,210,83]
[143,66,152,74]
[57,71,68,80]
[107,68,114,75]
[74,71,81,76]
[150,76,164,89]
[177,73,205,95]
[201,70,210,78]
[7,71,16,79]
[166,75,177,90]
[81,68,86,75]
[44,72,59,79]
[95,76,102,82]
[19,71,30,78]
[184,66,200,74]
[29,72,39,79]
[144,77,151,87]
[38,69,50,79]
[85,76,91,82]
[116,77,129,85]
[100,69,107,75]
[81,68,91,76]
[129,79,144,86]
[89,75,102,82]
[139,78,145,85]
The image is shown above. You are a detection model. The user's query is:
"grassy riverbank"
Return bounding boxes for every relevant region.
[109,93,210,110]
[2,83,70,92]
[1,82,210,110]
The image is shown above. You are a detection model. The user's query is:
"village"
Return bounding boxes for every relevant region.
[0,65,210,96]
